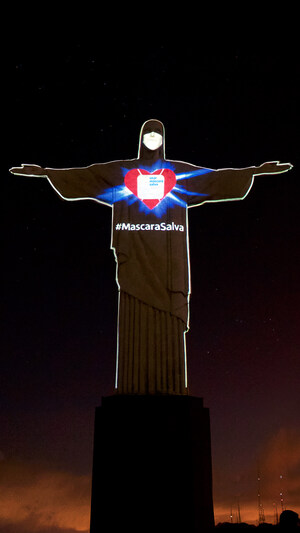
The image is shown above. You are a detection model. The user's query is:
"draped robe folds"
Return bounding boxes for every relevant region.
[44,148,255,395]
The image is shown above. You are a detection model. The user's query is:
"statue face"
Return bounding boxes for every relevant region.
[142,131,163,151]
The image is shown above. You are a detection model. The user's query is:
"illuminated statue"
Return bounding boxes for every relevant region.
[10,120,292,395]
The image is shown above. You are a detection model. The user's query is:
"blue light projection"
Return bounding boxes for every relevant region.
[176,168,212,180]
[96,162,212,217]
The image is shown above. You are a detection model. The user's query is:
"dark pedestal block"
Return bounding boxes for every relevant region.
[90,395,214,533]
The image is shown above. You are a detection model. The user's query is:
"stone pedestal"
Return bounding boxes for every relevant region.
[90,395,214,533]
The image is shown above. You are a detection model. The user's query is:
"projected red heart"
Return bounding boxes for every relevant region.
[124,168,176,209]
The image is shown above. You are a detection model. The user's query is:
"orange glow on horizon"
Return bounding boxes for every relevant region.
[0,459,91,532]
[214,427,300,526]
[214,502,298,527]
[1,426,299,532]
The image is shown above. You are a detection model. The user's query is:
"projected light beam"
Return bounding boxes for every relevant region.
[176,168,213,180]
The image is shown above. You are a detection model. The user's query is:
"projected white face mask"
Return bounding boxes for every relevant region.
[143,131,163,150]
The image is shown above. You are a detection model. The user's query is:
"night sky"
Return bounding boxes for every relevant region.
[2,25,300,532]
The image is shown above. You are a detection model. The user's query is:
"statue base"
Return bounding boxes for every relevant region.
[90,394,214,533]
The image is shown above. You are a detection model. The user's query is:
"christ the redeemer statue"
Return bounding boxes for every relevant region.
[10,120,292,396]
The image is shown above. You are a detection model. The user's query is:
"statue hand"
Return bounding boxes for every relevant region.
[258,161,293,174]
[9,164,47,177]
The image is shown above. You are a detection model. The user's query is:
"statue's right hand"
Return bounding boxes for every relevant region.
[9,164,47,177]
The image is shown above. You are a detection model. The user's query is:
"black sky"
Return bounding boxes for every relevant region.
[2,29,300,529]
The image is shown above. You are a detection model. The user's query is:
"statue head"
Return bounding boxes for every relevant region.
[138,119,165,160]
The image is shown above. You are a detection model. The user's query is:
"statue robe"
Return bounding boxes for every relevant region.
[44,138,255,395]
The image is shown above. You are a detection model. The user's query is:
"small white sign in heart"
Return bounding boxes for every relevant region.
[137,173,164,200]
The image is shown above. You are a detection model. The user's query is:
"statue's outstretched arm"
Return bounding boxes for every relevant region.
[186,161,293,207]
[9,162,119,205]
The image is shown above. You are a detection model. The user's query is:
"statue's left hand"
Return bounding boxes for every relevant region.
[257,161,293,174]
[9,164,47,177]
